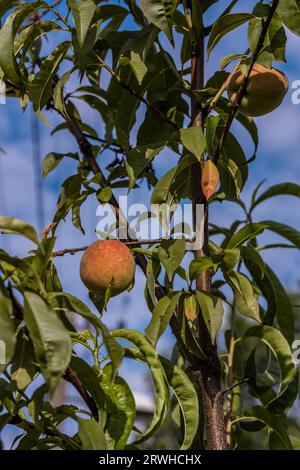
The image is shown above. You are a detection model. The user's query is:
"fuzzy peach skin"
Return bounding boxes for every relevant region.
[80,240,136,296]
[227,64,288,117]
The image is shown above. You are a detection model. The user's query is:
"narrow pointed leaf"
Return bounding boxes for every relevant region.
[111,329,169,444]
[23,291,72,392]
[0,216,39,245]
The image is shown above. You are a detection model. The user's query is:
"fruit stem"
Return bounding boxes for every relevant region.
[209,62,240,109]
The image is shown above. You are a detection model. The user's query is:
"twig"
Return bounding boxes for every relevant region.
[37,0,63,19]
[213,0,280,163]
[64,367,99,422]
[20,0,64,31]
[34,239,164,257]
[96,55,180,131]
[9,415,78,448]
[209,63,240,109]
[82,133,129,155]
[223,378,249,396]
[51,246,88,257]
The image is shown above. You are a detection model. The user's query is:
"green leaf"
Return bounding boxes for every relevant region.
[158,238,186,282]
[221,248,240,272]
[0,285,16,367]
[189,256,216,281]
[126,146,163,189]
[232,405,292,449]
[100,365,136,450]
[226,222,268,249]
[145,292,182,345]
[177,300,206,360]
[99,320,124,381]
[218,157,243,198]
[243,326,297,412]
[244,260,294,344]
[220,52,246,70]
[46,292,101,331]
[240,246,265,279]
[31,237,56,285]
[11,331,37,390]
[227,220,300,251]
[146,258,159,308]
[205,115,221,156]
[53,69,73,117]
[137,102,175,149]
[262,265,294,344]
[0,3,45,82]
[219,132,248,198]
[251,182,300,211]
[0,216,39,245]
[129,51,147,85]
[16,428,41,450]
[97,187,112,203]
[77,418,106,450]
[160,356,199,450]
[207,13,253,56]
[195,291,224,343]
[226,271,261,323]
[69,0,96,47]
[236,113,258,156]
[28,384,48,425]
[151,165,177,206]
[111,329,169,444]
[15,20,63,58]
[260,220,300,249]
[69,356,105,411]
[43,152,78,178]
[53,174,82,229]
[0,1,19,18]
[180,127,206,161]
[23,291,72,392]
[0,250,43,292]
[140,0,178,42]
[248,12,286,64]
[278,0,300,37]
[29,41,70,111]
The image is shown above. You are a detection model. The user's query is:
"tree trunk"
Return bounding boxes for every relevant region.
[190,6,228,451]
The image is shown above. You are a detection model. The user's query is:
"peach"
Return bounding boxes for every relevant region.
[80,240,136,296]
[227,64,288,117]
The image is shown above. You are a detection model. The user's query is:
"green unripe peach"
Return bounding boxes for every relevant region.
[227,64,288,117]
[80,240,136,296]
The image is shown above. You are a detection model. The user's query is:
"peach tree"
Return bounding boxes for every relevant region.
[0,0,300,450]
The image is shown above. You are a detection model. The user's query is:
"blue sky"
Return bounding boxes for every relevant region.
[0,0,300,447]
